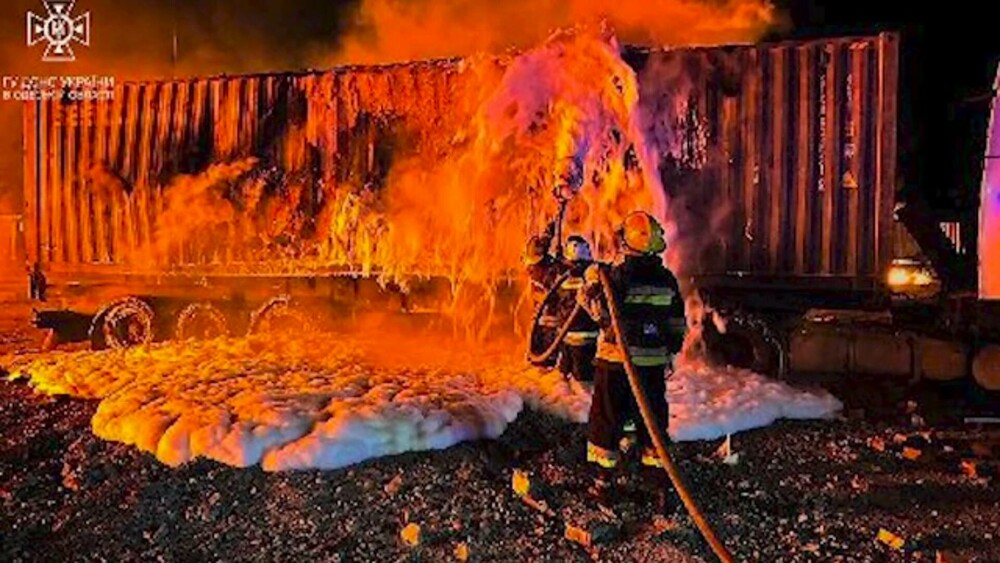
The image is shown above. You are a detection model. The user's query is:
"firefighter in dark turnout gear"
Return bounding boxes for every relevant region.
[579,211,687,470]
[524,220,566,368]
[554,235,599,382]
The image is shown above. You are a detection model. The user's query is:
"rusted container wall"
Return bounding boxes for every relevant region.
[23,34,898,285]
[0,214,21,264]
[23,59,466,274]
[630,32,898,283]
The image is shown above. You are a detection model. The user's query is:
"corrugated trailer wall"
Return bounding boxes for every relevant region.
[22,59,466,274]
[23,34,898,284]
[630,32,898,284]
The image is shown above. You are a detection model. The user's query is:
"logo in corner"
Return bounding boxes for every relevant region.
[27,0,91,62]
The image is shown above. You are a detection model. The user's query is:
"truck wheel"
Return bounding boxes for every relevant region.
[972,345,1000,392]
[175,303,229,341]
[704,309,786,377]
[248,296,311,335]
[91,298,155,350]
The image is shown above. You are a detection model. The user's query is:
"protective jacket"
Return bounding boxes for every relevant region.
[527,254,566,328]
[580,254,686,366]
[556,260,599,345]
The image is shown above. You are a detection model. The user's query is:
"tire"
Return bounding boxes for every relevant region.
[247,296,312,336]
[89,297,155,350]
[175,303,229,341]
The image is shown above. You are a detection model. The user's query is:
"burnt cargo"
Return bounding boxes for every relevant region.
[22,33,899,293]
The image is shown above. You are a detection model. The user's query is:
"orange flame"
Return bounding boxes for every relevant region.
[334,0,776,65]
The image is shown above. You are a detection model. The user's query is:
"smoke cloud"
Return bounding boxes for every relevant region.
[331,0,776,65]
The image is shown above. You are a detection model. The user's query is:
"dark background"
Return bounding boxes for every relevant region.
[0,0,997,217]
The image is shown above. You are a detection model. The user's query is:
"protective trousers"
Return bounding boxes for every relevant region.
[558,341,597,382]
[587,360,668,454]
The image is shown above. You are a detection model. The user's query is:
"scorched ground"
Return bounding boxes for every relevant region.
[1,307,998,562]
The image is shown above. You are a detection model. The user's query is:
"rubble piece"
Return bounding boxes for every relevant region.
[454,542,470,561]
[651,515,679,534]
[892,433,908,444]
[936,550,972,563]
[401,523,421,547]
[564,521,619,548]
[902,447,922,461]
[960,460,978,478]
[869,437,887,452]
[60,462,80,491]
[565,524,593,547]
[384,473,403,496]
[715,434,739,465]
[877,528,906,550]
[519,494,555,517]
[512,469,532,497]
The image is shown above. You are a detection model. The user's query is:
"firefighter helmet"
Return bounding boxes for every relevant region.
[523,236,548,266]
[564,235,592,262]
[619,211,666,255]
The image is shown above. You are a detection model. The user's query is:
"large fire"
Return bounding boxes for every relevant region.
[130,24,740,335]
[0,2,858,476]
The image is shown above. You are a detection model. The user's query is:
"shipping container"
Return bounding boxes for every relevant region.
[20,33,900,332]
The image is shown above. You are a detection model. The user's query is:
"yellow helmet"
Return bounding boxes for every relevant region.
[619,211,666,255]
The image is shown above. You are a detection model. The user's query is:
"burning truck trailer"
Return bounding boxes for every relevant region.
[17,31,1000,393]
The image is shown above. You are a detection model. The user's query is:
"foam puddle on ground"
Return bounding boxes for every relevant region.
[4,333,840,471]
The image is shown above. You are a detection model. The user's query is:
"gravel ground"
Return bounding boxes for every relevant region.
[1,306,998,562]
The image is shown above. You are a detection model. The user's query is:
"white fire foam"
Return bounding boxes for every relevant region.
[5,333,839,471]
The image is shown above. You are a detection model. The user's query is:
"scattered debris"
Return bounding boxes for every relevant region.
[892,433,909,445]
[454,542,470,561]
[520,494,555,516]
[60,462,80,491]
[651,515,678,534]
[715,434,739,465]
[877,528,905,551]
[564,522,618,548]
[401,523,421,547]
[512,469,532,497]
[868,436,886,452]
[384,473,403,496]
[902,447,922,461]
[511,469,554,516]
[936,550,972,563]
[802,542,821,552]
[565,523,593,547]
[960,460,978,479]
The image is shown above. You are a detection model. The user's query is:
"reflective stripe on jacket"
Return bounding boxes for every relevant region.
[564,330,599,346]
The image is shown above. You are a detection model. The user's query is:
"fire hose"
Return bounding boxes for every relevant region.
[596,266,734,563]
[525,266,735,562]
[526,271,584,366]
